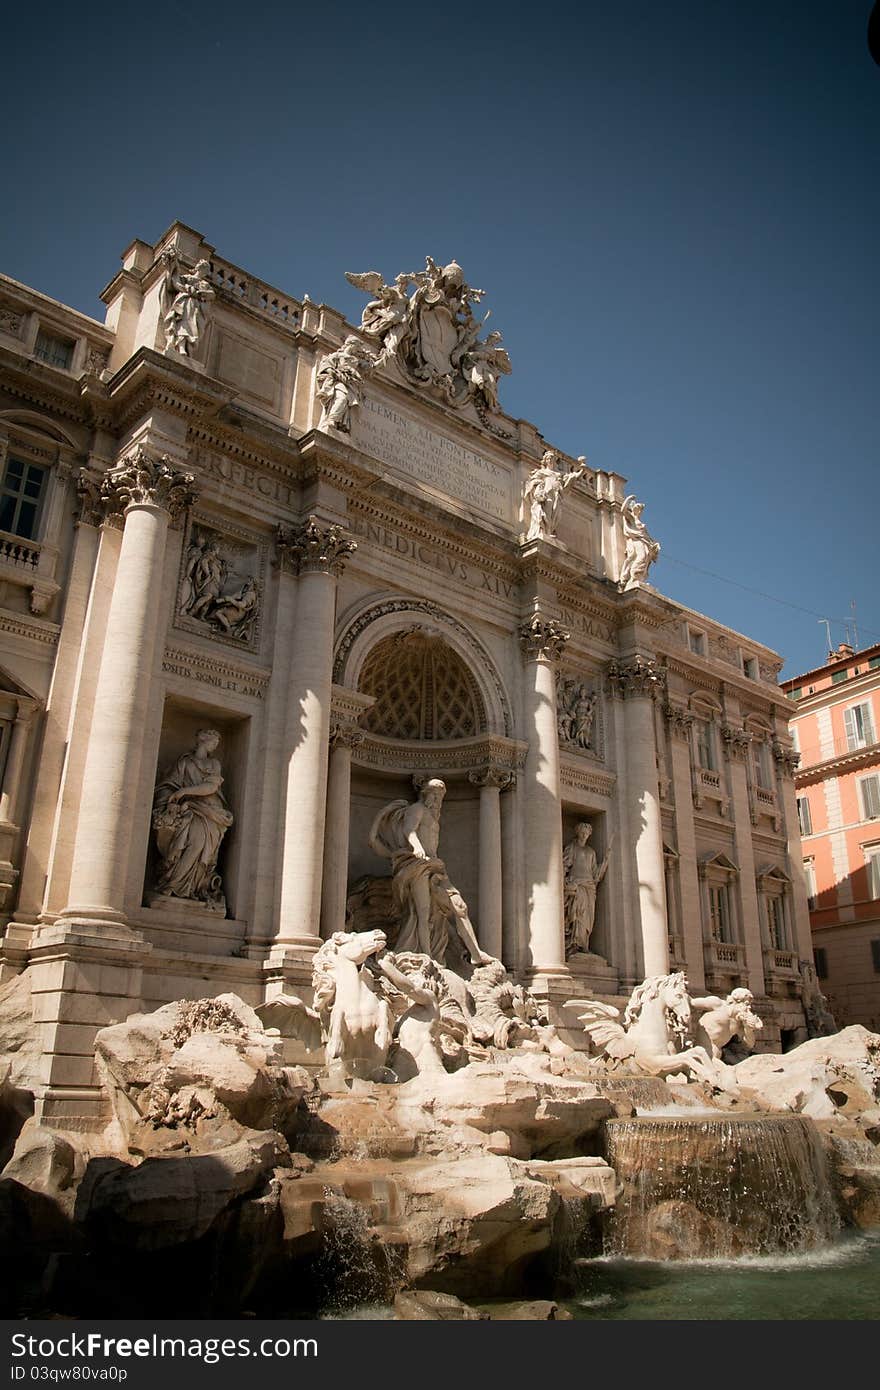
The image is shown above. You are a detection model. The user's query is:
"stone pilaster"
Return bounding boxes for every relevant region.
[468,766,514,962]
[57,447,197,933]
[273,517,356,954]
[608,656,669,978]
[320,721,365,940]
[519,615,569,977]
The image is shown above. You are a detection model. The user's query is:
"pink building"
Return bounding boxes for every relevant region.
[782,641,880,1029]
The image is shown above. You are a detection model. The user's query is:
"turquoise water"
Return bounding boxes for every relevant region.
[568,1232,880,1320]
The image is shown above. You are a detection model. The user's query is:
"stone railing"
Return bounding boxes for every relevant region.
[209,257,302,330]
[0,530,40,570]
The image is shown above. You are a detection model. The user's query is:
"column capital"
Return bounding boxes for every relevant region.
[329,720,365,750]
[721,722,753,762]
[276,515,357,576]
[772,738,800,778]
[518,614,570,664]
[607,655,664,700]
[102,446,197,526]
[468,765,515,791]
[663,702,694,739]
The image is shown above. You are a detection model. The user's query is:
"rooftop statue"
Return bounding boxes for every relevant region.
[523,450,587,541]
[316,334,377,433]
[161,255,215,358]
[619,494,660,590]
[346,259,511,416]
[369,778,492,968]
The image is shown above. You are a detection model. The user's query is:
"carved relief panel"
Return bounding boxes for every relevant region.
[175,516,266,653]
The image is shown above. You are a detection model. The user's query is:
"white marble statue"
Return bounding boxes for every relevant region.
[345,258,511,414]
[316,335,377,433]
[151,729,234,909]
[311,929,396,1079]
[466,959,570,1056]
[562,823,612,957]
[575,972,720,1079]
[162,257,215,357]
[690,988,764,1059]
[369,778,492,968]
[523,450,587,541]
[619,495,660,591]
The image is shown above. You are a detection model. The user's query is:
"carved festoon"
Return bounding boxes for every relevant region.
[518,614,570,664]
[346,258,512,418]
[619,495,660,590]
[276,517,356,576]
[102,447,197,524]
[607,655,664,700]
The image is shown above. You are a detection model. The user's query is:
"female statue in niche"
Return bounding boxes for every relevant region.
[152,728,234,910]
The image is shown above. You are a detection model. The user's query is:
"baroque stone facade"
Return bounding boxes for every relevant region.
[0,222,815,1127]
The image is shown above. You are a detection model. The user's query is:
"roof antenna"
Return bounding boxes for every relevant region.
[851,600,860,651]
[819,618,833,658]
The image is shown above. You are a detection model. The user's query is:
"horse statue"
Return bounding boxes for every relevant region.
[575,971,720,1079]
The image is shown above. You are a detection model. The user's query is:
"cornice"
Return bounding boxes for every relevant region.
[0,610,60,647]
[795,740,880,787]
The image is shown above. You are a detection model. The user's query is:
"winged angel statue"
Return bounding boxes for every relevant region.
[346,259,512,417]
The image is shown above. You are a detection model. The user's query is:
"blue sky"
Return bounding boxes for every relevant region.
[3,1,877,678]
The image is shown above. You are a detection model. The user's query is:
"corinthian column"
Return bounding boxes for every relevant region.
[608,655,669,977]
[468,766,514,962]
[519,615,569,976]
[320,721,364,940]
[59,448,196,930]
[274,518,356,951]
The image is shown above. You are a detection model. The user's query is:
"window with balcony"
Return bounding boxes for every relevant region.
[797,795,813,836]
[694,717,717,771]
[858,774,880,821]
[0,457,48,541]
[844,702,876,751]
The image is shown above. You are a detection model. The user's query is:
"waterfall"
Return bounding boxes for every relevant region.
[315,1187,395,1313]
[604,1114,841,1259]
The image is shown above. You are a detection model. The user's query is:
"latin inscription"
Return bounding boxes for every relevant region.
[163,659,266,699]
[350,516,518,599]
[353,396,515,523]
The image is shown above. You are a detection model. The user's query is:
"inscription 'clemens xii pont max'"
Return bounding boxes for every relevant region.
[353,396,515,524]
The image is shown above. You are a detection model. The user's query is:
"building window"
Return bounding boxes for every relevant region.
[753,739,773,790]
[0,457,49,540]
[709,883,733,942]
[872,940,880,974]
[803,858,817,909]
[689,628,706,657]
[766,894,788,950]
[866,846,880,901]
[844,702,876,751]
[694,717,716,771]
[859,774,880,822]
[797,795,813,836]
[34,329,74,370]
[814,946,828,979]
